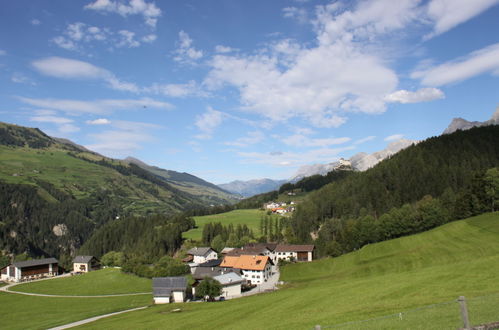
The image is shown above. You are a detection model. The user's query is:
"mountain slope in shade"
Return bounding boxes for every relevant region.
[443,106,499,134]
[218,178,287,197]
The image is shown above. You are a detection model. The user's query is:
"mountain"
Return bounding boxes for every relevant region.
[443,106,499,134]
[218,178,287,197]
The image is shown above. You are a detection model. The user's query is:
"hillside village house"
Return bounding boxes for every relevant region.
[221,255,273,285]
[273,244,315,263]
[152,277,187,304]
[0,258,58,282]
[191,266,242,297]
[185,247,218,264]
[213,272,245,299]
[72,256,100,273]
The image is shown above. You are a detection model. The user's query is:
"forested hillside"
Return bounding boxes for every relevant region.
[289,125,499,257]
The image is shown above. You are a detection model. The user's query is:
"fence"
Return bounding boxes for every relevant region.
[313,292,499,329]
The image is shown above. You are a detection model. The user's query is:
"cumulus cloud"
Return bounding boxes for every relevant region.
[384,134,404,141]
[412,43,499,86]
[424,0,499,39]
[117,30,140,48]
[194,107,224,139]
[385,87,444,104]
[146,80,207,98]
[84,0,162,28]
[86,118,111,125]
[283,7,308,24]
[214,45,236,53]
[173,31,203,64]
[18,96,173,115]
[31,19,41,25]
[141,34,157,43]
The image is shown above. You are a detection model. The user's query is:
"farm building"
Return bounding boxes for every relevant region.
[273,244,315,262]
[185,247,218,264]
[0,258,58,282]
[72,256,101,273]
[152,277,187,304]
[213,272,245,299]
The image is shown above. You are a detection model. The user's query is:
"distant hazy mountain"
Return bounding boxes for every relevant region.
[218,178,287,197]
[443,106,499,134]
[290,158,353,182]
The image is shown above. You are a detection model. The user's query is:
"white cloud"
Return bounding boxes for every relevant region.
[142,34,157,43]
[52,36,78,51]
[86,118,111,125]
[224,131,265,147]
[0,50,6,56]
[384,134,404,141]
[385,87,444,104]
[58,124,81,133]
[281,134,351,147]
[146,80,206,98]
[18,97,173,115]
[117,30,140,48]
[84,0,162,28]
[173,31,203,64]
[11,73,36,85]
[31,19,41,25]
[31,57,139,92]
[412,43,499,86]
[215,45,236,53]
[30,115,74,124]
[354,136,376,144]
[194,107,224,139]
[283,7,308,24]
[425,0,499,39]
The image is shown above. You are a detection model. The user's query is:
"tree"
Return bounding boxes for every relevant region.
[195,277,222,301]
[211,235,225,252]
[101,251,125,267]
[484,167,499,211]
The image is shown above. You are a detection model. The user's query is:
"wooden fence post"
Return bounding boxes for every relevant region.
[458,296,470,329]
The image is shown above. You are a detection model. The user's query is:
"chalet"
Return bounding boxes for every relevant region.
[152,277,187,304]
[186,247,218,264]
[213,272,245,299]
[221,255,273,285]
[72,256,100,273]
[191,266,241,296]
[273,244,315,263]
[0,258,58,282]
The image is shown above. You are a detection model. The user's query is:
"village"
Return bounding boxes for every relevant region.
[0,242,315,304]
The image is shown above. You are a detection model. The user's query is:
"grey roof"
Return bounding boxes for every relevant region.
[12,258,58,268]
[187,247,214,257]
[72,256,96,263]
[213,272,244,286]
[197,259,222,267]
[153,287,172,297]
[192,267,240,280]
[152,277,187,293]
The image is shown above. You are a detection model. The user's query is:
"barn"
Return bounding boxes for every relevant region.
[0,258,59,282]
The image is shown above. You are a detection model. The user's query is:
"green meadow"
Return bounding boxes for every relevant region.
[11,268,151,296]
[80,212,499,329]
[0,269,152,330]
[183,209,277,241]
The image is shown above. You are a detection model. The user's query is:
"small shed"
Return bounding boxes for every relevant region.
[152,277,187,304]
[72,256,101,273]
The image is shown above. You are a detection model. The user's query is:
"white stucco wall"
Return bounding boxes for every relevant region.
[154,297,170,304]
[73,262,89,273]
[172,291,185,303]
[221,283,241,298]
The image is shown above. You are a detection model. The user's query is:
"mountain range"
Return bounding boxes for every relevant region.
[442,106,499,134]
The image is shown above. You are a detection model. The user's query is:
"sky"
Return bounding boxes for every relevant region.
[1,0,498,184]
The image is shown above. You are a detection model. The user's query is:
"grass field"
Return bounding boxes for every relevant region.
[79,212,499,329]
[183,209,278,241]
[0,268,152,329]
[11,268,151,295]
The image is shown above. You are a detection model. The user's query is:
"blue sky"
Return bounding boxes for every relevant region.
[1,0,498,184]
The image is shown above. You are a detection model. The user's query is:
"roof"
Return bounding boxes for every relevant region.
[226,246,269,257]
[245,243,277,252]
[152,277,187,293]
[197,259,222,267]
[275,244,315,252]
[187,247,215,257]
[232,255,272,271]
[12,258,58,268]
[213,272,244,286]
[153,288,172,297]
[220,256,239,268]
[221,247,235,254]
[193,267,240,280]
[72,256,96,263]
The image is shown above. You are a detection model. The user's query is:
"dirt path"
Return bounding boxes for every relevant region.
[47,306,148,330]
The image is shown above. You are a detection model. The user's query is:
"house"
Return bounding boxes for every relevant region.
[72,256,100,273]
[221,255,273,285]
[186,247,218,264]
[213,272,245,299]
[273,244,315,263]
[220,247,235,256]
[0,258,58,282]
[196,259,222,268]
[152,277,187,304]
[191,266,241,297]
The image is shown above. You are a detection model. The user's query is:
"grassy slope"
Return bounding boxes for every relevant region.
[183,209,277,241]
[80,213,499,329]
[11,268,151,295]
[0,269,152,330]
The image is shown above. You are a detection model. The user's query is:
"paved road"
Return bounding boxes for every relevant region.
[47,306,148,330]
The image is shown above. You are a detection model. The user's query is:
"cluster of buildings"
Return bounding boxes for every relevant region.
[0,255,100,283]
[152,243,315,304]
[264,202,296,214]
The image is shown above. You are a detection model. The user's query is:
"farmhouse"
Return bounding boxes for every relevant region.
[72,256,100,273]
[0,258,58,282]
[186,247,218,264]
[191,266,241,296]
[152,277,187,304]
[213,272,245,299]
[221,255,273,285]
[273,244,315,263]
